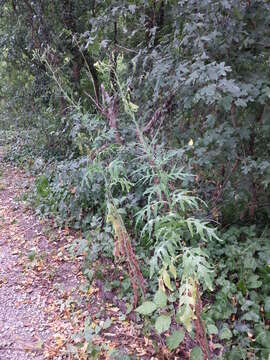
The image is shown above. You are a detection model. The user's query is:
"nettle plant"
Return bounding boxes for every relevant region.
[92,116,218,357]
[132,130,218,357]
[110,72,220,357]
[41,51,220,356]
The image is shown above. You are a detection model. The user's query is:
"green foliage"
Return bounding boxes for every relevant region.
[190,346,203,360]
[205,225,270,359]
[155,314,171,335]
[0,0,269,357]
[154,289,167,308]
[135,301,157,316]
[166,330,185,351]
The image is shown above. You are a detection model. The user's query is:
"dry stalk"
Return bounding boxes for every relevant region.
[194,283,210,360]
[107,203,145,307]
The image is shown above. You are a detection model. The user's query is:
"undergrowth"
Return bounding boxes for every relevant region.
[2,110,269,359]
[1,1,269,357]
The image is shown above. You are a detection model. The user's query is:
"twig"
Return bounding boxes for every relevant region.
[143,94,174,133]
[115,43,138,54]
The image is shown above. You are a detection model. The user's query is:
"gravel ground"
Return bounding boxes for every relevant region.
[0,163,52,360]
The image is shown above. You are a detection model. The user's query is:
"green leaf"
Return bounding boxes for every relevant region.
[166,330,185,351]
[264,297,270,313]
[187,219,194,238]
[206,276,214,293]
[265,297,270,319]
[135,301,157,315]
[242,310,260,322]
[154,289,167,308]
[155,314,171,334]
[246,274,262,289]
[256,328,270,348]
[219,326,232,340]
[237,279,247,295]
[207,324,218,335]
[190,346,203,360]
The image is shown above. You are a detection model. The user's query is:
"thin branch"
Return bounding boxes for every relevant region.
[143,94,174,133]
[115,44,139,54]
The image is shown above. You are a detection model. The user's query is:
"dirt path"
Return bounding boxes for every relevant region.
[0,162,50,359]
[0,158,85,359]
[0,155,157,360]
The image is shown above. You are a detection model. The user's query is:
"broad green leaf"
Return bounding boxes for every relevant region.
[135,301,157,315]
[242,311,260,322]
[256,328,270,348]
[190,346,203,360]
[203,273,213,291]
[166,330,185,351]
[219,326,232,340]
[154,289,167,308]
[207,324,218,335]
[155,314,171,334]
[246,274,262,289]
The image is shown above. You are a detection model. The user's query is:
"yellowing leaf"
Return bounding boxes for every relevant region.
[169,264,177,280]
[162,269,173,291]
[178,305,195,333]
